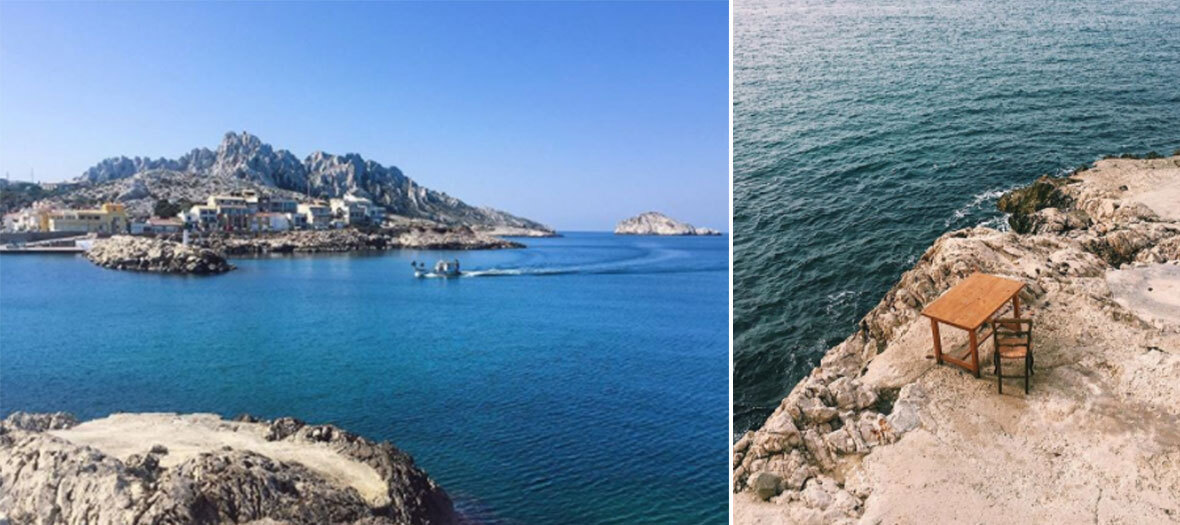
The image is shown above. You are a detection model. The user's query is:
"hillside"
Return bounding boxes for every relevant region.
[56,131,554,235]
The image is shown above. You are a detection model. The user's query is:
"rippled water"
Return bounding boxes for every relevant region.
[734,0,1180,434]
[0,233,727,524]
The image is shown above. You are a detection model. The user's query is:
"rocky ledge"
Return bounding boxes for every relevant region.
[734,155,1180,523]
[614,211,721,236]
[196,226,523,255]
[86,235,234,274]
[0,412,456,525]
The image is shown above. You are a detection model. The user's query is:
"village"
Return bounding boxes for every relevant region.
[2,190,386,236]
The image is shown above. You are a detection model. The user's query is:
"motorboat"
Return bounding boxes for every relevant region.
[412,259,462,278]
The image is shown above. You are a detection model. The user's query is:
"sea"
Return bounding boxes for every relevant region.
[0,232,728,524]
[734,0,1180,435]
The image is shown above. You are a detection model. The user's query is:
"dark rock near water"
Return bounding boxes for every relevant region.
[86,235,234,274]
[996,175,1077,233]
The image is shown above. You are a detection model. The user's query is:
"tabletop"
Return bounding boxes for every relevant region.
[921,273,1025,330]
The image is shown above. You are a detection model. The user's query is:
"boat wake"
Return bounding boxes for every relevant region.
[459,246,721,278]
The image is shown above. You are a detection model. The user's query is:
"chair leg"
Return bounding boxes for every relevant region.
[996,353,1003,394]
[1024,354,1030,394]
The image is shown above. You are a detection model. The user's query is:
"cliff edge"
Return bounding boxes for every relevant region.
[733,155,1180,524]
[0,412,456,525]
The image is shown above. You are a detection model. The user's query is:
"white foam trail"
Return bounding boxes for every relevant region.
[460,247,691,278]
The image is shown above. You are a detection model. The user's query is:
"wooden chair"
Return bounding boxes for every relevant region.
[992,318,1033,394]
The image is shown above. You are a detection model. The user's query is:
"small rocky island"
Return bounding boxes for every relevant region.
[0,411,457,524]
[614,211,721,236]
[733,154,1180,523]
[86,235,234,274]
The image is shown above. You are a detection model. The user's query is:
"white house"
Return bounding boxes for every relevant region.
[253,212,291,232]
[297,202,332,230]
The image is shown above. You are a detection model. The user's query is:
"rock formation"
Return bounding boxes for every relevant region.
[64,131,555,236]
[0,412,457,525]
[614,211,721,236]
[85,235,234,274]
[734,155,1180,523]
[193,226,523,255]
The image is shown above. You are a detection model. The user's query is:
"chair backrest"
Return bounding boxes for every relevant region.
[993,318,1032,345]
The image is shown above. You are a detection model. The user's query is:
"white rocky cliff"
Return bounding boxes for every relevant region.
[733,155,1180,524]
[614,211,721,235]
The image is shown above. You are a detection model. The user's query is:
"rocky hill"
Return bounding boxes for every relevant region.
[0,411,457,524]
[63,131,554,235]
[614,211,721,235]
[733,155,1180,523]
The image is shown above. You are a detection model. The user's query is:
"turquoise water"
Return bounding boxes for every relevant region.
[734,0,1180,434]
[0,233,728,524]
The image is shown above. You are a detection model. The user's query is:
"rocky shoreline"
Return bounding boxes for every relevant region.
[86,235,234,274]
[82,227,523,274]
[0,411,456,524]
[733,155,1180,523]
[194,226,523,255]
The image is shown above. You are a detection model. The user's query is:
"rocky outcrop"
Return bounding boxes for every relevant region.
[0,412,457,525]
[614,211,721,236]
[194,226,522,255]
[734,155,1180,524]
[66,131,555,236]
[86,235,234,274]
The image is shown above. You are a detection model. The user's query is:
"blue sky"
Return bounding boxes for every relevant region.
[0,1,727,231]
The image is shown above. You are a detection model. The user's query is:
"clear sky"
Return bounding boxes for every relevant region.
[0,1,727,231]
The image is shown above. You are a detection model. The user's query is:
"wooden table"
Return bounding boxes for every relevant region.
[920,273,1025,377]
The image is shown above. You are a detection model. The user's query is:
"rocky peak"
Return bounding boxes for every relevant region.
[67,131,555,234]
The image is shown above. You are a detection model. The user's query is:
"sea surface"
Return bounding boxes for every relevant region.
[0,232,728,524]
[734,0,1180,434]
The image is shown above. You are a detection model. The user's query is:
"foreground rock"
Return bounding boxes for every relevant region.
[86,235,234,274]
[614,211,721,235]
[0,412,456,525]
[195,226,523,255]
[734,155,1180,523]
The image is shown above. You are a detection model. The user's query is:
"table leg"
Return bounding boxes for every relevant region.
[931,318,943,365]
[969,329,980,378]
[1012,294,1021,319]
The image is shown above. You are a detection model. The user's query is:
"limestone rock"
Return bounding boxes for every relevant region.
[736,155,1180,523]
[66,131,554,235]
[194,226,523,255]
[997,175,1076,233]
[85,235,234,274]
[614,211,721,235]
[0,412,457,525]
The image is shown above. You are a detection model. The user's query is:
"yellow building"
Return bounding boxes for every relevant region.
[48,203,129,234]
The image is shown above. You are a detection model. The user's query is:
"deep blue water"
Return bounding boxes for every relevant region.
[734,0,1180,434]
[0,232,728,524]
